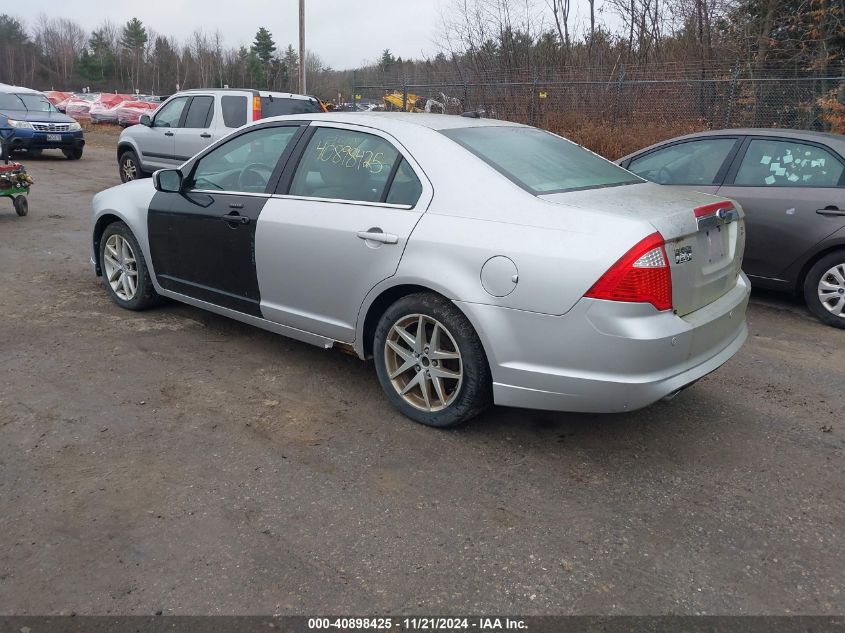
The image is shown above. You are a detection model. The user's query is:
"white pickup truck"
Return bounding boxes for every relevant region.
[116,88,324,182]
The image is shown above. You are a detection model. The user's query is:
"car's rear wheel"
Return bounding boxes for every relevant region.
[100,221,159,311]
[804,250,845,329]
[373,292,492,427]
[119,150,142,182]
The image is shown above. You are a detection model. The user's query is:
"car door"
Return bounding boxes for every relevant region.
[623,136,743,195]
[171,95,215,161]
[141,95,190,169]
[717,137,845,280]
[147,122,307,316]
[255,123,431,342]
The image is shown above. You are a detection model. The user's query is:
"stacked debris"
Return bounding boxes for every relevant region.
[0,163,33,191]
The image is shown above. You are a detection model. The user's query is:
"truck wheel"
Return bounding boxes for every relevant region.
[804,250,845,329]
[119,150,143,182]
[63,148,83,160]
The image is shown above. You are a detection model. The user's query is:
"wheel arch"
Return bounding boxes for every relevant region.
[117,141,135,161]
[356,282,491,368]
[795,241,845,294]
[92,213,125,276]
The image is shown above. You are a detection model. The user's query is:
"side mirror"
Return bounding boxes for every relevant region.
[153,169,182,193]
[140,114,151,127]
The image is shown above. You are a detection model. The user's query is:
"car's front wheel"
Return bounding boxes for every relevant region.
[63,147,83,160]
[804,250,845,329]
[99,221,159,310]
[373,292,492,427]
[119,150,143,183]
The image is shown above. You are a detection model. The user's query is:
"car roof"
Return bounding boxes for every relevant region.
[0,83,43,95]
[621,127,845,162]
[260,111,526,132]
[178,88,317,101]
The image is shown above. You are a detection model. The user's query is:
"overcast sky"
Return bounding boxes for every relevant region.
[15,0,452,69]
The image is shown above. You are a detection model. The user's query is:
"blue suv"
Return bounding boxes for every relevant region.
[0,85,85,159]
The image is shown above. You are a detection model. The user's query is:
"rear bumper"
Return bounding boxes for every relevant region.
[457,272,751,413]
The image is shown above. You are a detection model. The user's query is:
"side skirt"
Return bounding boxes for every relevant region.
[158,288,336,350]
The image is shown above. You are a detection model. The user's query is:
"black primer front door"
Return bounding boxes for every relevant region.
[146,123,305,316]
[148,190,266,316]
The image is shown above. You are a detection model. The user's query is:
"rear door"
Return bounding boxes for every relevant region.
[255,123,431,342]
[140,95,190,169]
[171,95,215,161]
[717,136,845,280]
[147,123,306,315]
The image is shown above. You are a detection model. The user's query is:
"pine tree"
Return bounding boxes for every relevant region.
[121,18,148,92]
[282,45,299,91]
[251,27,276,65]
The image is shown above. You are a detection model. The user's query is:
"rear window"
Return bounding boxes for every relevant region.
[261,96,322,117]
[442,126,642,194]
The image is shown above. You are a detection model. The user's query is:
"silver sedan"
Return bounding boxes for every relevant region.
[91,113,750,427]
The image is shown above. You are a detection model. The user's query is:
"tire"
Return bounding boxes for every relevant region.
[13,196,28,217]
[27,149,43,158]
[63,147,83,160]
[804,250,845,329]
[119,150,143,183]
[99,221,159,311]
[373,292,492,427]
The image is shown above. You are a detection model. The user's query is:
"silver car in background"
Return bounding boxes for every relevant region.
[91,113,749,427]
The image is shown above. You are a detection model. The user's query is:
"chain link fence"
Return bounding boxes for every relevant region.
[349,66,844,158]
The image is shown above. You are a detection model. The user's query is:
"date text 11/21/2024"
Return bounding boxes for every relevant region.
[307,617,528,631]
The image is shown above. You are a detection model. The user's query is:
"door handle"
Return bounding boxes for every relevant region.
[221,212,250,225]
[228,202,244,209]
[164,131,174,137]
[816,206,845,217]
[357,229,398,244]
[200,133,212,138]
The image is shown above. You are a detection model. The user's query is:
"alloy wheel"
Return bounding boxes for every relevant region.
[103,234,139,301]
[817,263,845,317]
[384,314,463,412]
[122,157,137,181]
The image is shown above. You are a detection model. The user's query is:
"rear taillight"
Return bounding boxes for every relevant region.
[584,232,673,311]
[252,96,262,121]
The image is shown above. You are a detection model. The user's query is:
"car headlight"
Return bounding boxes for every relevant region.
[68,121,82,132]
[6,119,32,129]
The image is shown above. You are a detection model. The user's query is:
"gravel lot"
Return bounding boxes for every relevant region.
[0,141,843,615]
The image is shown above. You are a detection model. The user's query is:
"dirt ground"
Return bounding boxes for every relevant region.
[0,141,843,615]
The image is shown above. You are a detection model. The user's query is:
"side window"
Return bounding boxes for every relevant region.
[152,97,189,128]
[222,95,248,128]
[289,127,400,203]
[189,126,300,194]
[385,159,422,206]
[734,139,844,187]
[628,138,738,185]
[183,96,214,129]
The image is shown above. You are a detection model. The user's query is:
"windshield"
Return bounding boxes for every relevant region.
[0,93,57,112]
[442,126,642,194]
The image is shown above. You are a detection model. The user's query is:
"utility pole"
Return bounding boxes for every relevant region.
[299,0,306,94]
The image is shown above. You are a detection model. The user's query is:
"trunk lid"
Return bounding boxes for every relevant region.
[541,182,745,316]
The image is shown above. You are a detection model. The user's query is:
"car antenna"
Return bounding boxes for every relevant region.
[461,111,482,118]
